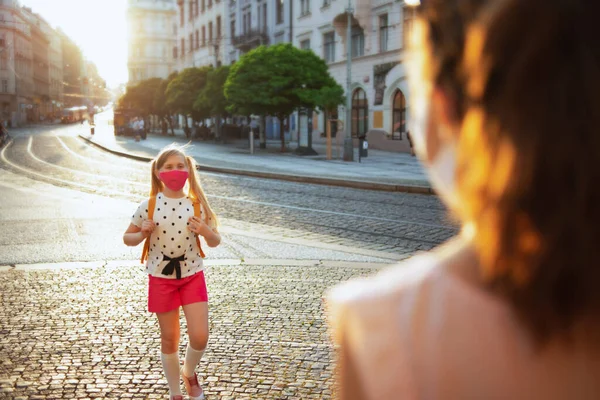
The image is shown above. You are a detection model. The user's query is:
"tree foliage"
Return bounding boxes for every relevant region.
[225,44,344,150]
[165,67,211,124]
[194,66,230,118]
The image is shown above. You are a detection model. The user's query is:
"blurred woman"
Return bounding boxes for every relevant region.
[327,0,600,399]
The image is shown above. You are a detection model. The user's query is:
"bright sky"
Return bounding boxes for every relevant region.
[21,0,129,88]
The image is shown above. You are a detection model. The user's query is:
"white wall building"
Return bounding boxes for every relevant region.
[127,0,177,85]
[174,0,225,70]
[294,0,414,153]
[174,0,294,68]
[226,0,292,64]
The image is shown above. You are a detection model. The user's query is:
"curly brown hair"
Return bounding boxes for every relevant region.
[415,0,600,343]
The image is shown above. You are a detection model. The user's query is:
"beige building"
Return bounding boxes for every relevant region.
[0,0,33,126]
[127,0,177,85]
[36,14,63,118]
[58,29,84,108]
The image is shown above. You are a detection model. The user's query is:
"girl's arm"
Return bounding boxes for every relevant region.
[202,227,221,248]
[189,216,221,247]
[123,222,152,247]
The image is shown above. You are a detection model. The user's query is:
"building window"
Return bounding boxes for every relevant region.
[180,5,185,26]
[351,27,364,57]
[195,0,199,17]
[322,0,331,7]
[392,90,406,140]
[181,38,185,56]
[201,0,206,12]
[323,31,335,63]
[276,0,284,24]
[379,14,389,52]
[403,7,415,48]
[189,33,194,52]
[189,0,194,21]
[208,0,212,8]
[195,30,200,49]
[300,39,310,50]
[209,21,213,43]
[0,51,7,70]
[300,0,310,16]
[259,3,267,32]
[243,10,251,34]
[1,80,7,93]
[352,88,368,138]
[173,46,178,59]
[231,19,236,39]
[202,26,206,46]
[216,16,222,39]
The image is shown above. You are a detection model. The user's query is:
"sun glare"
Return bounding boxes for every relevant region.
[20,0,128,87]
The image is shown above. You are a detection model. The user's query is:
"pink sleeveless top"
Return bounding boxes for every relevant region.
[327,255,600,400]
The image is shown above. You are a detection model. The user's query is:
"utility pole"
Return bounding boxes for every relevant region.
[343,0,354,162]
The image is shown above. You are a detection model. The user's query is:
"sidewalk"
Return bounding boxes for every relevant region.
[79,123,433,194]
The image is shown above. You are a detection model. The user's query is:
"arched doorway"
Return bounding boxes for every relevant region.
[392,89,406,140]
[352,88,368,138]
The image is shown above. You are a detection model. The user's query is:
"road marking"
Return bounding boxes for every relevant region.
[27,136,147,187]
[0,139,146,200]
[56,136,143,173]
[5,137,453,230]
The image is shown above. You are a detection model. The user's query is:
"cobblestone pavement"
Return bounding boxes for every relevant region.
[0,262,373,399]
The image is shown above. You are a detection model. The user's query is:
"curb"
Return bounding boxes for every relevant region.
[1,259,392,272]
[78,134,434,195]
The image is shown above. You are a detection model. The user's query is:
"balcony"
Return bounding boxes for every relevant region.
[231,28,269,52]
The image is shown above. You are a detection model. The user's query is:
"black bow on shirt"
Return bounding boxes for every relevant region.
[161,254,185,280]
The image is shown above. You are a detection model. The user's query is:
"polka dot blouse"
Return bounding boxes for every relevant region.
[131,193,204,279]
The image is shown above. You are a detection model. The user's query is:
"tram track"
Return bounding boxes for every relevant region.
[1,134,458,251]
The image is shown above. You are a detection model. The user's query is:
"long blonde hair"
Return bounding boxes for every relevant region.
[150,144,219,229]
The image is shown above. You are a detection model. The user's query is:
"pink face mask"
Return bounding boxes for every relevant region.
[159,170,189,191]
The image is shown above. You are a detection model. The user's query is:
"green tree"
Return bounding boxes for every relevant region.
[194,66,230,140]
[165,67,211,129]
[225,43,344,152]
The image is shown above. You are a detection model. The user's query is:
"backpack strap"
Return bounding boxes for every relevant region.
[140,196,157,264]
[193,200,206,259]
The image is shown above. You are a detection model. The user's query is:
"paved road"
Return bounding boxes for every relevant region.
[0,124,456,265]
[0,124,457,399]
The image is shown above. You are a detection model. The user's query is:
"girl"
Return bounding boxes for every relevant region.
[328,0,600,399]
[124,144,221,400]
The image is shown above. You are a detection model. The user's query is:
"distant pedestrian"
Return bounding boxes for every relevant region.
[123,144,221,400]
[327,0,600,399]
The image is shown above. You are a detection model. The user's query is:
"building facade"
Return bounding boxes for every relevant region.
[174,0,225,70]
[22,7,51,122]
[59,29,84,109]
[127,0,177,85]
[37,14,63,118]
[226,0,293,64]
[294,0,413,152]
[173,0,294,68]
[0,0,33,126]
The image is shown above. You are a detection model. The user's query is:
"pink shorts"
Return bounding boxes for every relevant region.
[148,271,208,313]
